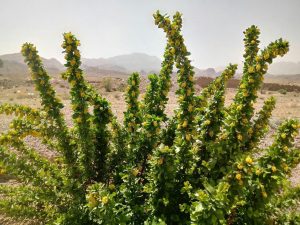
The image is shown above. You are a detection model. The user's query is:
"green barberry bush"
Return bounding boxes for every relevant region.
[0,11,300,225]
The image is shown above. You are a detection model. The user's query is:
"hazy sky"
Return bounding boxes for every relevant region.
[0,0,299,68]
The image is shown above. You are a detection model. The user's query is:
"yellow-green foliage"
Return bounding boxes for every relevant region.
[0,11,300,225]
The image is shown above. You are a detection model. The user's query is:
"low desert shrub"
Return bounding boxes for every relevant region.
[103,78,114,92]
[0,11,299,225]
[278,88,287,95]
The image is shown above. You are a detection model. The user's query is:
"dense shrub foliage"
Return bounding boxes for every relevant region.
[0,11,300,225]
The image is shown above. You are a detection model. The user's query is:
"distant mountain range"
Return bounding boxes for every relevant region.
[0,53,64,71]
[268,61,300,75]
[216,62,300,76]
[0,52,299,80]
[0,53,64,80]
[82,53,162,74]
